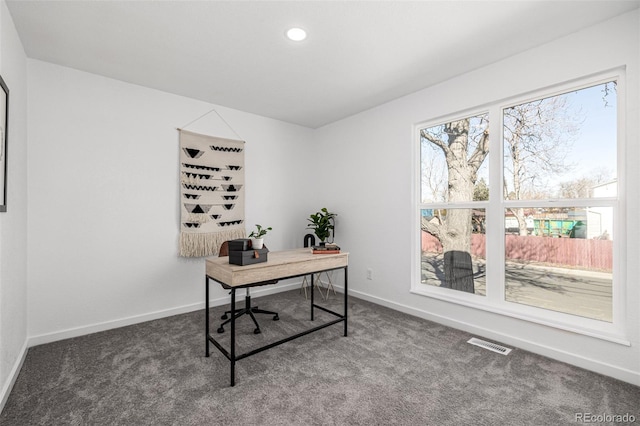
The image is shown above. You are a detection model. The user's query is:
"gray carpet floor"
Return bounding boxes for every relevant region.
[1,289,638,425]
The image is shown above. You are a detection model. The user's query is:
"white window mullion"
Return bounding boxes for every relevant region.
[486,105,504,305]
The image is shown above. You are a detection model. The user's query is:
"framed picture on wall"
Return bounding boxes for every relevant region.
[0,74,8,212]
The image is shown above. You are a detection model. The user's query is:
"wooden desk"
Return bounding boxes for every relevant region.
[205,248,349,386]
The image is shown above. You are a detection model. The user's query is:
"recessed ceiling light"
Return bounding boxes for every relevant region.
[286,27,307,41]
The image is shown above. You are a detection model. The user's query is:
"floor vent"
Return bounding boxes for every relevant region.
[467,337,512,355]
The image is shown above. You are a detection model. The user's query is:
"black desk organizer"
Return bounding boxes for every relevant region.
[228,238,268,265]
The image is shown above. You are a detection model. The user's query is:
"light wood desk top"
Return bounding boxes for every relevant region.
[206,248,348,288]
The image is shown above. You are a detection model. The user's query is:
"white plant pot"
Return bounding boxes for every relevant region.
[251,238,264,249]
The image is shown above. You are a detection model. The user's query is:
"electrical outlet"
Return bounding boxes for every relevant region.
[366,268,373,280]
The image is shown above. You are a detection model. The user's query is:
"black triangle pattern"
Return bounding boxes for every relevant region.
[182,163,221,172]
[222,184,242,192]
[210,146,243,153]
[219,220,243,227]
[180,133,245,241]
[184,204,213,214]
[183,148,204,159]
[183,172,212,179]
[182,184,217,192]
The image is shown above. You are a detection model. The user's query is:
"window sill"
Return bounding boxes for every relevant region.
[410,285,630,346]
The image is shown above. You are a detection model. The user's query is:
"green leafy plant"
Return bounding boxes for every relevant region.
[306,208,336,242]
[248,224,272,239]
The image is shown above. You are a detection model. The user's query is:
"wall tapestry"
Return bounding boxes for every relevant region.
[179,129,245,257]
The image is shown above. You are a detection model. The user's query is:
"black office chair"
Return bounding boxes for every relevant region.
[217,241,279,335]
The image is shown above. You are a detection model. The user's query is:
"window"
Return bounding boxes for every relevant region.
[419,114,488,295]
[502,83,617,322]
[415,74,622,340]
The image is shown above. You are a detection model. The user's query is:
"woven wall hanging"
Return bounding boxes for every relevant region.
[178,129,245,257]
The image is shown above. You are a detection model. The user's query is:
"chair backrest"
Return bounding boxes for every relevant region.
[218,241,230,257]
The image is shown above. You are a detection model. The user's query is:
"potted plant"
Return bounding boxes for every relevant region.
[248,224,272,249]
[306,208,336,246]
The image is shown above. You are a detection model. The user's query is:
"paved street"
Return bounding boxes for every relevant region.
[421,254,612,322]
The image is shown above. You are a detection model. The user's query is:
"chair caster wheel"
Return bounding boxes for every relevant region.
[221,314,228,320]
[273,315,279,321]
[254,328,261,334]
[217,327,224,333]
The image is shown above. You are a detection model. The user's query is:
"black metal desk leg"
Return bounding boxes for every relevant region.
[205,277,210,357]
[344,266,348,337]
[310,273,315,321]
[230,288,236,387]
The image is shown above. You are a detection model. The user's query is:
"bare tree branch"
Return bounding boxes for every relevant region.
[468,129,489,175]
[420,129,449,155]
[421,216,444,241]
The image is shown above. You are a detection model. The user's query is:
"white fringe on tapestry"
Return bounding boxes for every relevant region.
[179,229,246,257]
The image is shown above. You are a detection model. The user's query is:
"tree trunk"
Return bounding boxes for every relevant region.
[440,120,475,293]
[514,207,529,236]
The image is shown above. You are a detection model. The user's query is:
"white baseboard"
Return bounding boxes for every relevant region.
[348,288,640,387]
[0,340,28,414]
[28,281,301,347]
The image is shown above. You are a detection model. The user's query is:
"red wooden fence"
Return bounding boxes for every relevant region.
[421,232,612,272]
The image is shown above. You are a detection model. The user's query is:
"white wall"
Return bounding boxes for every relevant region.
[313,11,640,385]
[0,0,27,410]
[26,60,315,342]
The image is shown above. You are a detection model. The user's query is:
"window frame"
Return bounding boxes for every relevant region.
[411,69,628,345]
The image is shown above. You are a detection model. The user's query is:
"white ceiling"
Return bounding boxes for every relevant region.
[6,0,640,128]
